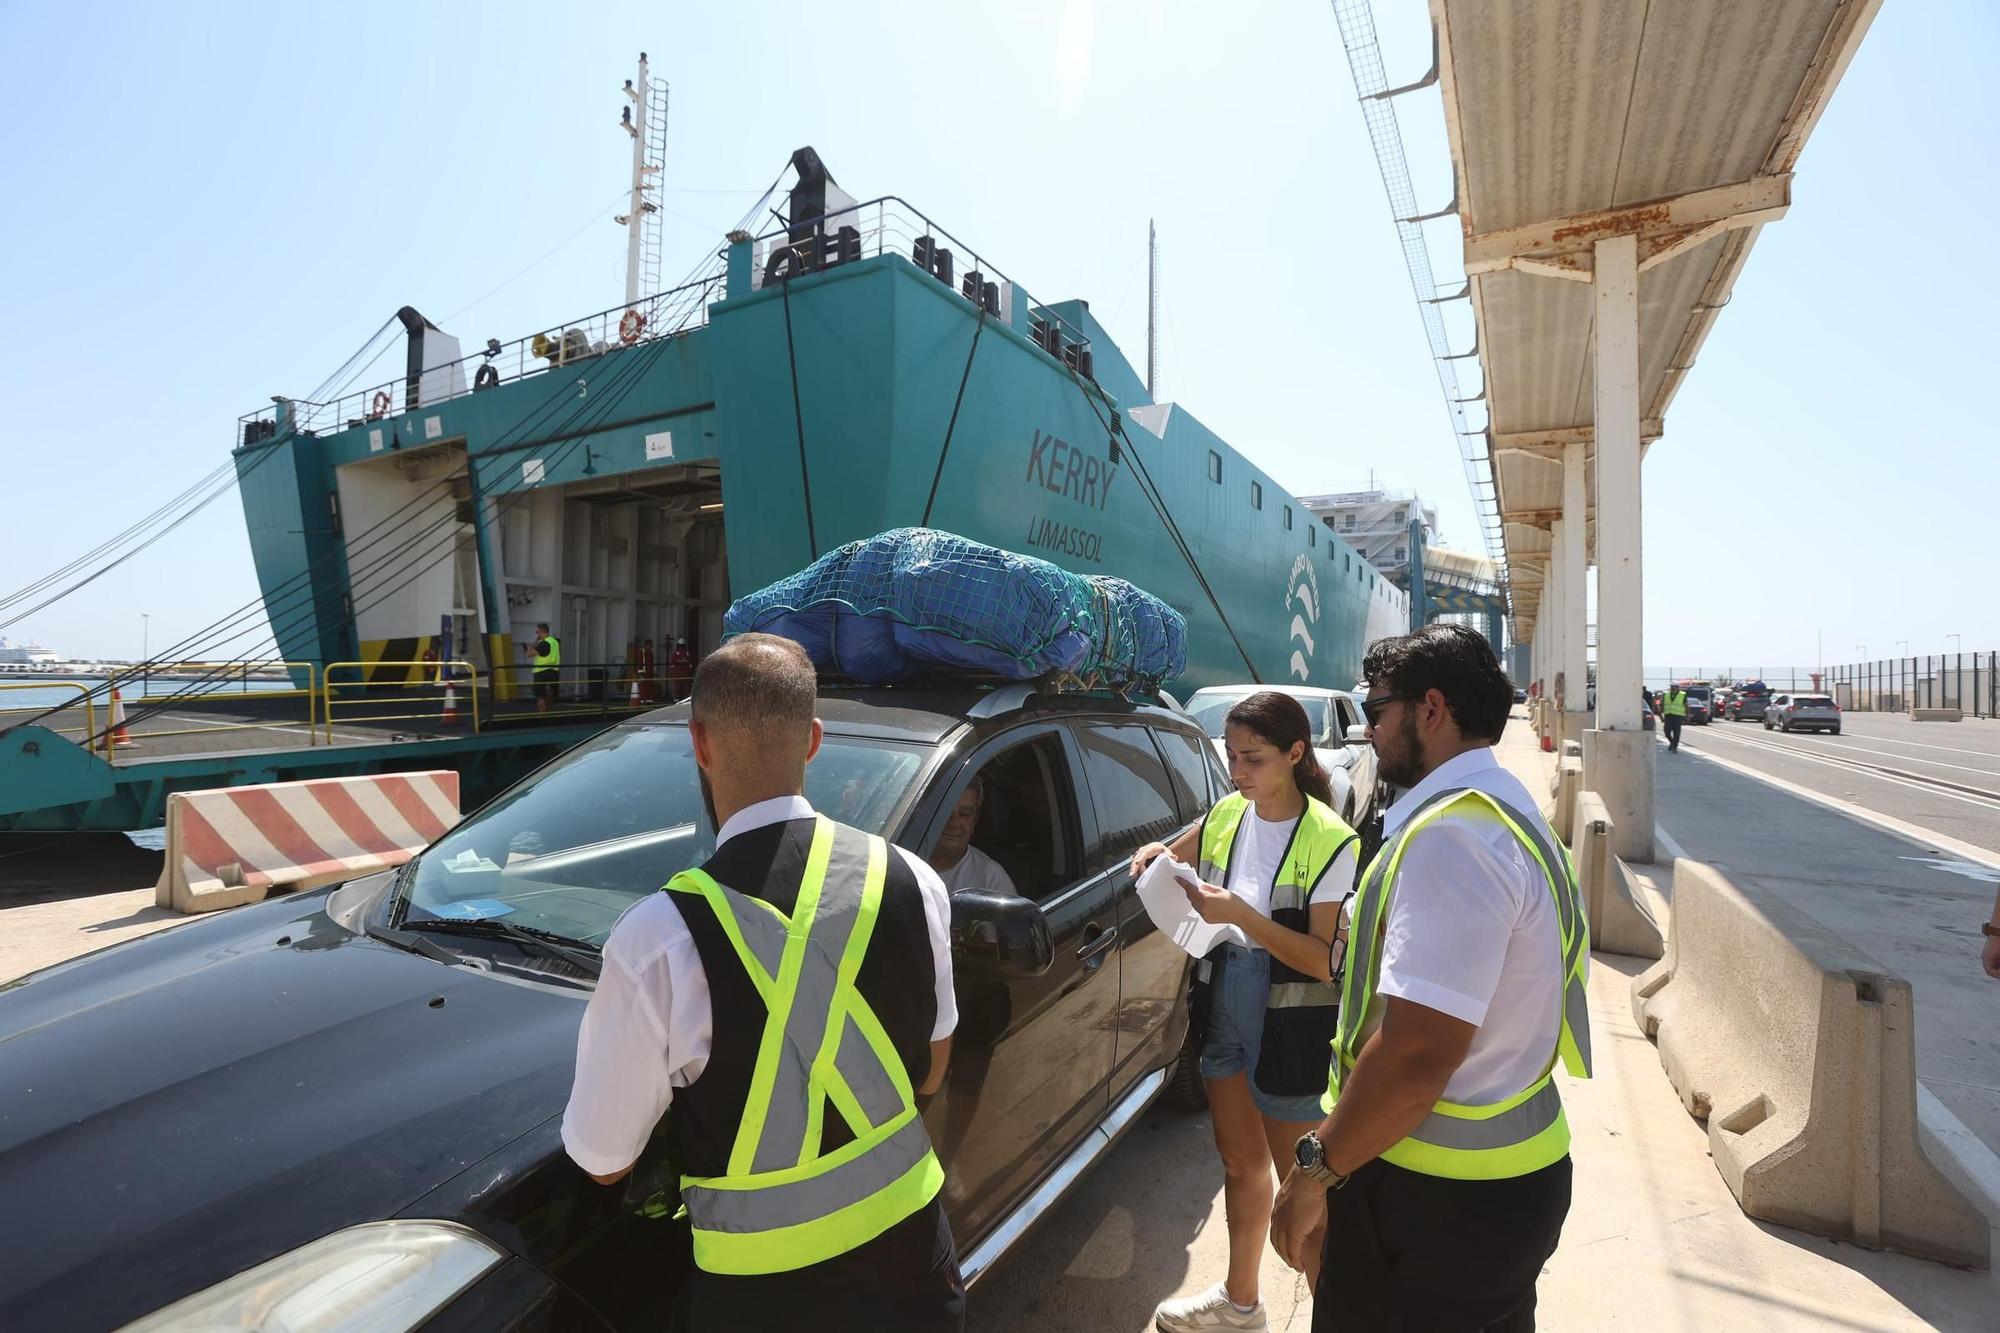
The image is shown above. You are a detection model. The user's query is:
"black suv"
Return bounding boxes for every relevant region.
[0,683,1219,1331]
[1727,681,1773,721]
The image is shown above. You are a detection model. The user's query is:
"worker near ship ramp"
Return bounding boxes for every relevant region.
[1661,683,1688,753]
[1270,625,1592,1333]
[561,633,964,1330]
[531,623,561,713]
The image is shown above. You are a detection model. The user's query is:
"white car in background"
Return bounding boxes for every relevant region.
[1183,684,1379,827]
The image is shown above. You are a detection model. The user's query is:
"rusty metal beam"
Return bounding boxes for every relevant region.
[1462,176,1792,279]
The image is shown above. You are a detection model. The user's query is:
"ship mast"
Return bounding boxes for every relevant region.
[1146,219,1159,400]
[617,52,666,311]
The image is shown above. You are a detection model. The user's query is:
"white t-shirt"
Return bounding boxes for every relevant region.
[1371,748,1565,1105]
[934,842,1016,897]
[1223,808,1300,941]
[560,795,957,1178]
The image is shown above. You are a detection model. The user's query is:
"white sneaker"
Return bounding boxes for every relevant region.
[1154,1282,1269,1332]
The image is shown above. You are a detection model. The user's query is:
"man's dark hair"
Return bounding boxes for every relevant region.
[1361,624,1514,743]
[536,622,551,635]
[691,632,817,739]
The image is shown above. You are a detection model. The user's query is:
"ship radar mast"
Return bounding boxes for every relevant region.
[615,52,668,314]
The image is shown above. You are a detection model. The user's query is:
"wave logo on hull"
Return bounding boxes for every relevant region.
[1287,553,1319,682]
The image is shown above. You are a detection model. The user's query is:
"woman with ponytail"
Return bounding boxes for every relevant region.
[1136,690,1360,1333]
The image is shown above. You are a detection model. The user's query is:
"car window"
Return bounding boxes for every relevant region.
[1186,691,1252,739]
[1150,725,1215,824]
[1076,722,1184,864]
[402,724,924,945]
[1798,695,1835,706]
[932,732,1083,904]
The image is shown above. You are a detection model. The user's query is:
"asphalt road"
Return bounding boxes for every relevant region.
[1671,713,2000,856]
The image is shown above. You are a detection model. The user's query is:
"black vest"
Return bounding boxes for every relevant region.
[667,817,939,1180]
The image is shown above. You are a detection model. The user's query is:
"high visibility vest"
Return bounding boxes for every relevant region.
[1663,689,1687,717]
[1196,792,1358,1096]
[1328,787,1592,1180]
[533,635,561,670]
[664,817,944,1274]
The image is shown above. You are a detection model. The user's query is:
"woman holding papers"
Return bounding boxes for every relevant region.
[1136,691,1361,1333]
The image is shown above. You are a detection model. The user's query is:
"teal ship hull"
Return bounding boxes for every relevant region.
[234,154,1404,700]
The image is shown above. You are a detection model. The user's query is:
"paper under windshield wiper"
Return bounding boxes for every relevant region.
[404,916,603,976]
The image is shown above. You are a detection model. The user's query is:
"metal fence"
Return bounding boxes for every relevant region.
[1639,668,1826,692]
[1823,653,2000,717]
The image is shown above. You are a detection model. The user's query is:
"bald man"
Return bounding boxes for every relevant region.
[562,633,962,1330]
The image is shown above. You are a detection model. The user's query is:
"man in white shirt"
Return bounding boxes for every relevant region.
[927,779,1017,897]
[1270,624,1591,1332]
[561,633,964,1330]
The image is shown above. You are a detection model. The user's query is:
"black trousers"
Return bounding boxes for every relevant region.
[1663,714,1683,750]
[1312,1157,1572,1333]
[678,1199,965,1332]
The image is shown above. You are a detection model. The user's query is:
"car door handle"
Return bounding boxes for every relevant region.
[1076,923,1118,968]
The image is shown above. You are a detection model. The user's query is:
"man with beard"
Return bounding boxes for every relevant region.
[561,633,964,1330]
[1269,625,1591,1332]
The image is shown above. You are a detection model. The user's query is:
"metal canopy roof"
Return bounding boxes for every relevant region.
[1432,0,1881,643]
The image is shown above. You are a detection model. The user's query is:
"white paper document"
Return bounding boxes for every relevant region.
[1136,853,1248,958]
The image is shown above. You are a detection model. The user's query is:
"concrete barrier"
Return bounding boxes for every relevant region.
[1572,792,1664,959]
[1913,707,1963,722]
[1631,860,1987,1267]
[1553,757,1584,844]
[156,771,460,914]
[1582,728,1656,864]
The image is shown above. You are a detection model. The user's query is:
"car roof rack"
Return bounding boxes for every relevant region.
[812,670,1180,720]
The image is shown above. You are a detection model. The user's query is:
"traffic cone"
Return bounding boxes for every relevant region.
[441,678,460,726]
[109,685,136,748]
[629,674,641,706]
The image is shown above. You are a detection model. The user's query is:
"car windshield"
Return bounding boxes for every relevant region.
[397,723,926,947]
[1187,691,1330,741]
[1686,688,1711,701]
[1796,695,1836,708]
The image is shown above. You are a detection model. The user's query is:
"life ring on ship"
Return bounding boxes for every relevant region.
[473,363,500,391]
[370,390,392,416]
[619,309,645,344]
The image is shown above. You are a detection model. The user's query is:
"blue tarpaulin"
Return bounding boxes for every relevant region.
[723,528,1188,686]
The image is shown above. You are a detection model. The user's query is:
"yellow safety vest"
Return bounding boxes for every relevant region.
[533,634,561,670]
[664,817,944,1274]
[1663,689,1687,717]
[1327,787,1592,1180]
[1196,792,1357,1093]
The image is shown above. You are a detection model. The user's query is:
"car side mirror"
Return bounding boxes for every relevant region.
[1345,724,1369,746]
[951,888,1054,979]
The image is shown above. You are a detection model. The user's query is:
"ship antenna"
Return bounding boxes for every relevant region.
[1146,218,1159,400]
[615,52,667,313]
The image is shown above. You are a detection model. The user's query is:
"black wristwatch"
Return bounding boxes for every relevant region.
[1982,921,2000,938]
[1293,1131,1350,1189]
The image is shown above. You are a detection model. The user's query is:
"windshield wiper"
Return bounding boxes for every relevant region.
[404,917,603,977]
[365,920,468,968]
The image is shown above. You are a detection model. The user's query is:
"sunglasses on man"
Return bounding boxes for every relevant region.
[1361,694,1416,727]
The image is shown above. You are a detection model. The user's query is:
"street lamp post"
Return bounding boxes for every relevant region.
[141,613,150,688]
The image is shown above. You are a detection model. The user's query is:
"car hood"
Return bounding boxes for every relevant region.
[0,889,588,1329]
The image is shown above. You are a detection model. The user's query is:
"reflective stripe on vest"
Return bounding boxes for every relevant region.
[665,817,943,1274]
[1194,791,1356,1013]
[1327,786,1592,1180]
[534,635,561,670]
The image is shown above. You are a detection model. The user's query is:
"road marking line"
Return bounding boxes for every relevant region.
[1680,744,2000,874]
[1653,823,1690,862]
[1917,1084,2000,1228]
[1759,732,2000,781]
[1813,727,2000,762]
[1699,729,2000,814]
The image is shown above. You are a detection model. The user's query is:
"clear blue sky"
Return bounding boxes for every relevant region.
[1,1,1991,672]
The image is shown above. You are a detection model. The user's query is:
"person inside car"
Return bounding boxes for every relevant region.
[927,777,1017,896]
[1133,691,1360,1333]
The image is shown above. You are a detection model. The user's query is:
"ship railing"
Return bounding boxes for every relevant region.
[322,659,670,741]
[742,195,1098,367]
[484,658,688,719]
[95,661,321,757]
[0,681,96,753]
[238,271,728,445]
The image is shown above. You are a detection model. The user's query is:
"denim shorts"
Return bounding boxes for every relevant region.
[1198,942,1330,1123]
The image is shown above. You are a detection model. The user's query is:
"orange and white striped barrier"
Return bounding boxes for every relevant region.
[154,771,460,914]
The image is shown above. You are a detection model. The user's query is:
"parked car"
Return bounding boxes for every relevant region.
[0,683,1221,1331]
[1514,687,1528,705]
[1712,688,1734,718]
[1682,685,1714,725]
[1183,683,1378,827]
[1728,681,1773,721]
[1766,692,1842,734]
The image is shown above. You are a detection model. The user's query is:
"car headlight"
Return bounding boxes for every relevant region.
[121,1221,504,1332]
